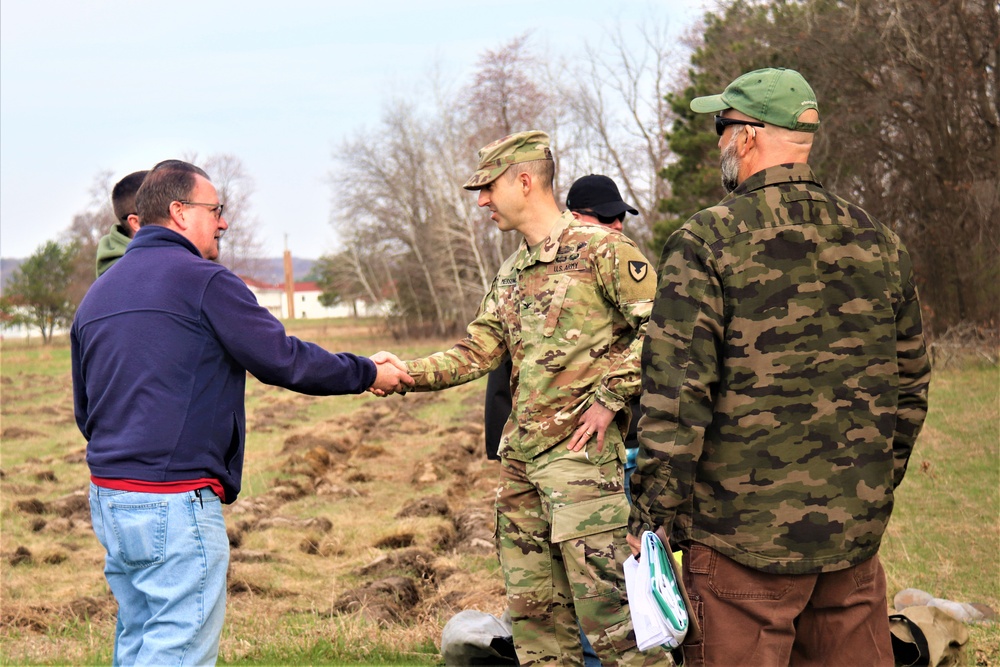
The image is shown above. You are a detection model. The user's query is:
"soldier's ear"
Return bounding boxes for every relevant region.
[519,171,531,194]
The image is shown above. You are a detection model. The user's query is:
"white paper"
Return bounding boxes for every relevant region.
[624,554,674,651]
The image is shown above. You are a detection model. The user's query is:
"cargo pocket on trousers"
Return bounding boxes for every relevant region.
[551,494,630,603]
[550,494,630,544]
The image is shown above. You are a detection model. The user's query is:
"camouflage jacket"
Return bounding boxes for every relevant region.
[406,211,656,462]
[629,163,931,574]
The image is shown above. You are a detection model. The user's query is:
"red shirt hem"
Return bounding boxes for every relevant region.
[90,476,226,503]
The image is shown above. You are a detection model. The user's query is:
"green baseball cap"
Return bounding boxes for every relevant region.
[463,130,553,190]
[690,67,820,132]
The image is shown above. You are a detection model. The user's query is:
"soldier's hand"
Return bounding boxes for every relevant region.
[368,352,414,396]
[567,403,616,453]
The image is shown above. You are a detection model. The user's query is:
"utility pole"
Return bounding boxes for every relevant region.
[283,233,295,320]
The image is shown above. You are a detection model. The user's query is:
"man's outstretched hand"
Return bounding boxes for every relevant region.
[368,351,414,396]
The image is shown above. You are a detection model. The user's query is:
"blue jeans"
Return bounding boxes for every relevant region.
[89,484,229,666]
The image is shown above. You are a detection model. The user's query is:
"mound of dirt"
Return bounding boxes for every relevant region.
[355,444,386,458]
[314,478,367,498]
[229,549,279,563]
[357,548,453,584]
[423,521,458,551]
[422,571,506,618]
[299,535,323,555]
[9,546,32,566]
[67,596,113,621]
[451,507,495,555]
[396,496,451,519]
[42,517,75,534]
[0,607,49,633]
[252,515,334,533]
[374,532,415,550]
[410,460,449,485]
[1,427,43,440]
[14,498,47,515]
[269,480,308,502]
[62,447,87,464]
[333,576,420,625]
[48,491,88,519]
[283,431,357,456]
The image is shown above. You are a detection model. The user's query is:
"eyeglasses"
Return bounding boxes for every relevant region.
[178,200,225,220]
[715,115,765,136]
[576,209,623,225]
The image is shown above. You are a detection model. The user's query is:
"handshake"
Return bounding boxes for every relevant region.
[367,351,415,397]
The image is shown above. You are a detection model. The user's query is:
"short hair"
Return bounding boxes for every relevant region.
[111,171,149,222]
[503,159,555,192]
[135,160,210,227]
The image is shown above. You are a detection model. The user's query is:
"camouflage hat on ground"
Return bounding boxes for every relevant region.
[690,67,820,132]
[463,131,553,190]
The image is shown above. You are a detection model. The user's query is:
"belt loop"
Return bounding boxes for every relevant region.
[195,488,204,509]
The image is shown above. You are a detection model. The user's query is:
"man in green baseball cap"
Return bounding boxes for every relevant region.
[393,129,666,666]
[690,66,820,133]
[629,67,930,665]
[689,66,821,192]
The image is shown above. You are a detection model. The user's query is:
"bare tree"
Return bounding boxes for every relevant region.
[325,29,686,335]
[464,33,553,147]
[62,170,116,303]
[560,20,686,253]
[186,153,267,279]
[462,33,560,263]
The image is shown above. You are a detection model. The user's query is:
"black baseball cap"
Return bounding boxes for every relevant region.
[565,175,639,219]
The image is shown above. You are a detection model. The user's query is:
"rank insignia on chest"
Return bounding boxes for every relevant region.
[628,261,649,282]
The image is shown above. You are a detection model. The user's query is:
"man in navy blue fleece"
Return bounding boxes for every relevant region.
[71,159,413,666]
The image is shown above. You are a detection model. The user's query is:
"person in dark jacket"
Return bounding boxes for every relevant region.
[72,159,413,666]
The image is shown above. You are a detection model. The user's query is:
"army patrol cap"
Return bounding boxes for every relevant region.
[690,67,820,132]
[463,130,553,190]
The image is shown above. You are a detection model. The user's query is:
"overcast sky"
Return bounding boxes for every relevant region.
[1,0,706,261]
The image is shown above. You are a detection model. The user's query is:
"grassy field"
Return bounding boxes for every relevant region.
[1,318,998,665]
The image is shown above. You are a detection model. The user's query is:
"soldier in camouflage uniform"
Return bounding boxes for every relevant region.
[628,68,931,666]
[403,131,668,666]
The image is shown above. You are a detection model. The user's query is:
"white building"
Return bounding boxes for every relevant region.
[240,277,383,320]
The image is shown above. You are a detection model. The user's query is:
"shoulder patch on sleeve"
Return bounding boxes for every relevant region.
[616,242,656,302]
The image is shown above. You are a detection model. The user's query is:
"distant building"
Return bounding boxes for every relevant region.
[239,277,384,320]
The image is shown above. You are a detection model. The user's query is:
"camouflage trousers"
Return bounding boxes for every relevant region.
[495,439,670,667]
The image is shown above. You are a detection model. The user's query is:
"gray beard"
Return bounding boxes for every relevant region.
[720,133,741,193]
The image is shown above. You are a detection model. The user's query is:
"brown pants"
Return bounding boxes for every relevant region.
[681,545,893,667]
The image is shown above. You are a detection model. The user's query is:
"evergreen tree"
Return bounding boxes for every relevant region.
[3,240,80,343]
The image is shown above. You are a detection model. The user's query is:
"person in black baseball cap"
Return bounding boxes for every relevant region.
[565,174,639,232]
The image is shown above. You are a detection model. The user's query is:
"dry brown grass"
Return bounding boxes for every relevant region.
[1,327,506,664]
[4,328,996,665]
